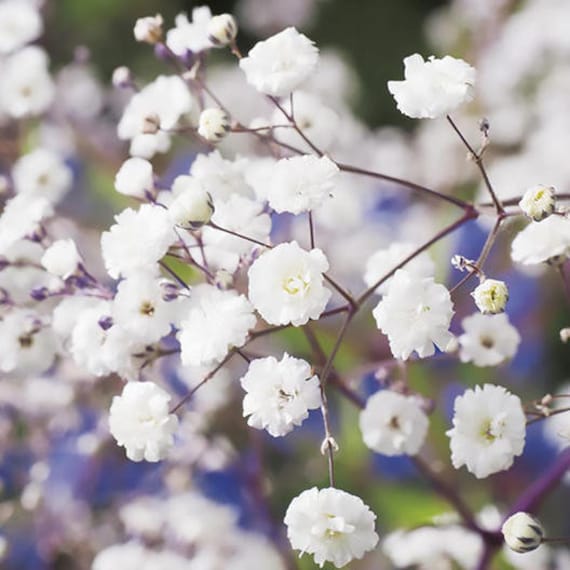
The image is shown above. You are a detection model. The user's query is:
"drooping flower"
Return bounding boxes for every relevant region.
[239,27,319,96]
[388,54,475,119]
[446,384,526,479]
[372,269,454,360]
[109,381,178,462]
[359,390,429,456]
[248,241,331,326]
[284,487,379,568]
[240,353,321,437]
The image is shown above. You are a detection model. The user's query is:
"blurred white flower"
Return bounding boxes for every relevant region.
[459,312,520,367]
[511,216,570,265]
[41,239,82,279]
[373,269,454,360]
[166,7,212,55]
[359,390,429,456]
[388,54,475,119]
[133,14,163,44]
[168,175,214,230]
[248,241,331,326]
[447,384,526,478]
[109,381,178,462]
[239,27,319,96]
[0,0,42,54]
[115,157,154,198]
[284,487,379,568]
[240,353,321,437]
[207,13,238,47]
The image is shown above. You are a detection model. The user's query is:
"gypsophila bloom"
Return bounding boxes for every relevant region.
[0,46,55,119]
[198,108,231,143]
[472,279,509,314]
[267,155,339,215]
[41,239,82,279]
[284,487,379,568]
[373,269,454,360]
[114,157,154,198]
[178,284,256,367]
[109,382,178,462]
[0,0,42,54]
[240,354,321,437]
[511,215,570,265]
[166,7,213,55]
[207,13,238,46]
[388,54,475,119]
[519,185,556,221]
[239,27,319,96]
[167,175,214,229]
[364,242,435,296]
[248,241,331,326]
[101,204,177,278]
[112,66,132,88]
[359,390,429,456]
[447,384,526,479]
[133,14,163,44]
[459,313,520,367]
[12,148,72,204]
[502,512,544,554]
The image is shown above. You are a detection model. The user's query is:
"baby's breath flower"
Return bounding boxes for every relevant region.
[502,512,544,554]
[519,185,556,221]
[471,279,509,314]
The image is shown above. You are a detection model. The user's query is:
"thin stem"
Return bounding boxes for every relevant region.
[208,221,272,249]
[335,161,472,211]
[446,115,504,215]
[323,274,359,312]
[159,260,191,290]
[358,210,478,305]
[308,211,316,249]
[526,406,570,425]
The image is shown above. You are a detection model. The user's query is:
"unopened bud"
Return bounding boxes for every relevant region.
[134,15,163,45]
[560,328,570,343]
[519,185,556,222]
[98,316,113,331]
[112,66,133,89]
[471,278,509,314]
[198,108,231,143]
[207,14,238,47]
[502,512,544,553]
[168,176,214,230]
[320,435,339,456]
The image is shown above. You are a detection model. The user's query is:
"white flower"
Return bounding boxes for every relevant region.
[0,309,58,375]
[284,487,379,568]
[271,91,340,153]
[0,0,42,54]
[388,54,476,119]
[472,279,509,314]
[133,14,163,44]
[112,271,180,344]
[117,75,193,158]
[12,148,72,204]
[166,7,213,55]
[519,185,556,222]
[511,216,570,265]
[201,194,271,273]
[0,194,53,254]
[207,13,238,46]
[239,27,319,96]
[240,353,321,437]
[446,384,526,479]
[114,158,154,198]
[248,242,331,326]
[177,284,256,367]
[92,542,151,570]
[190,150,253,203]
[359,391,429,456]
[502,512,544,554]
[198,108,231,143]
[267,155,339,215]
[101,204,177,279]
[41,239,82,279]
[109,381,178,462]
[459,313,520,367]
[372,269,454,360]
[364,242,435,296]
[0,46,55,118]
[168,175,214,229]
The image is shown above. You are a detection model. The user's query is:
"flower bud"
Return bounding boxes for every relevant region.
[168,177,214,230]
[133,15,163,45]
[519,185,556,222]
[471,279,509,314]
[207,14,238,47]
[198,108,231,143]
[112,66,133,89]
[501,512,544,553]
[560,327,570,343]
